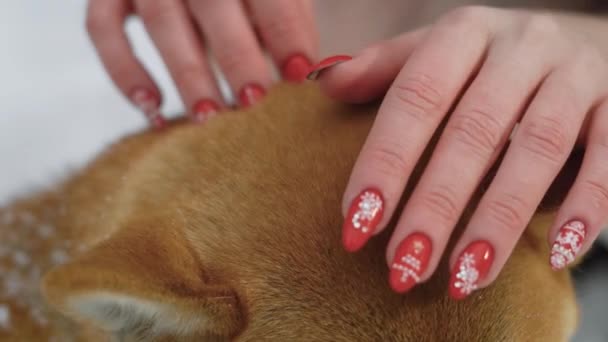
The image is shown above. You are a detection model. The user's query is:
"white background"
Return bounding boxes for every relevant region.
[0,1,186,204]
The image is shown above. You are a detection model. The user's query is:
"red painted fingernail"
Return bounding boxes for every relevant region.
[449,240,494,300]
[281,54,313,83]
[191,99,220,123]
[238,83,266,107]
[306,55,353,80]
[342,188,384,252]
[390,232,432,293]
[550,220,587,270]
[131,87,166,130]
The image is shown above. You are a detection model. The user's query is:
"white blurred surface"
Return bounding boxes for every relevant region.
[0,1,182,205]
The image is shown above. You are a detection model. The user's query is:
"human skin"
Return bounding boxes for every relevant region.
[85,0,318,126]
[315,6,608,298]
[85,0,608,298]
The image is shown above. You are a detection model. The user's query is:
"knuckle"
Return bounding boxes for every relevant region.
[138,3,172,26]
[84,15,97,35]
[448,105,503,158]
[107,63,132,83]
[215,44,253,77]
[576,46,603,65]
[85,11,110,36]
[590,129,608,152]
[581,179,608,210]
[366,141,412,178]
[172,62,205,88]
[417,185,461,223]
[442,5,489,27]
[519,116,570,163]
[571,46,606,76]
[256,12,300,43]
[485,194,528,232]
[520,14,560,42]
[390,73,444,122]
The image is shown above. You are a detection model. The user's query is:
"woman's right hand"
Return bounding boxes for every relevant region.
[86,0,317,127]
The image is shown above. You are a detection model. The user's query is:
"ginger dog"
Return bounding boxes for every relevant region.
[0,84,582,341]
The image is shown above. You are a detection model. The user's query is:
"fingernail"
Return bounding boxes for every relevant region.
[389,232,432,293]
[306,55,353,80]
[449,240,494,300]
[191,99,220,123]
[550,220,587,270]
[238,83,266,107]
[282,54,313,83]
[131,87,166,129]
[342,188,384,252]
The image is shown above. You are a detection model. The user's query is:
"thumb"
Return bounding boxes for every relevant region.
[317,28,427,103]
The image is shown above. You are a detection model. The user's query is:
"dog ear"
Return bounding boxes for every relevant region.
[41,225,242,339]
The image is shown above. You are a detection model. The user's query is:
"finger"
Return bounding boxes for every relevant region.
[386,29,560,292]
[299,0,317,41]
[341,8,494,252]
[315,28,427,104]
[449,51,604,300]
[86,0,166,128]
[548,97,608,270]
[189,0,272,107]
[247,0,318,82]
[135,0,223,122]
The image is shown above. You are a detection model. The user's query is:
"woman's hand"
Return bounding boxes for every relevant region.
[86,0,317,127]
[312,6,608,299]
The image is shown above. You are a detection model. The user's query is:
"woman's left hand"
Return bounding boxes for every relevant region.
[312,6,608,299]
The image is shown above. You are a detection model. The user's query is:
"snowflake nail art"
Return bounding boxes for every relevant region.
[342,188,384,252]
[453,253,479,296]
[390,233,432,293]
[550,220,586,270]
[351,191,383,233]
[449,241,494,300]
[131,88,166,129]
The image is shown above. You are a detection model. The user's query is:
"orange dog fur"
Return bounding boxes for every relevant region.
[0,83,582,341]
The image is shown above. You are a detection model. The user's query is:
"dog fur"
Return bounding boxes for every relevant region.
[0,83,582,341]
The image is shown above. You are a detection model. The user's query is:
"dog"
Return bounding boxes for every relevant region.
[0,83,582,341]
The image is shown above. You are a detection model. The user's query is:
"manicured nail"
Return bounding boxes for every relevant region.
[449,240,494,300]
[306,55,353,80]
[191,99,220,123]
[131,88,166,129]
[389,232,432,293]
[281,54,313,83]
[238,83,266,108]
[550,220,587,270]
[342,188,384,252]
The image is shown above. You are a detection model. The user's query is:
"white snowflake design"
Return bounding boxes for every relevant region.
[391,254,422,283]
[351,191,383,233]
[552,244,574,262]
[550,220,586,270]
[132,89,162,121]
[413,241,424,254]
[550,253,566,269]
[563,221,586,237]
[453,253,479,295]
[557,232,580,251]
[133,91,155,111]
